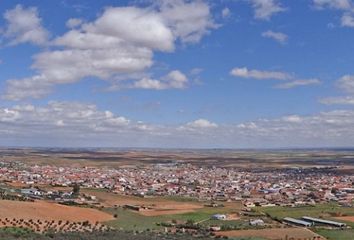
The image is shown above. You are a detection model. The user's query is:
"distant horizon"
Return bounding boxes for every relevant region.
[2,145,354,152]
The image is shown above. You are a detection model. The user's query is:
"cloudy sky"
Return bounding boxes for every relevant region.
[1,0,354,148]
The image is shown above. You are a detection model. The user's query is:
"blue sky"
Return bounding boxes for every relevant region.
[1,0,354,148]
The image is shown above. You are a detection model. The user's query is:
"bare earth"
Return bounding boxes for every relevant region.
[334,216,354,222]
[0,200,114,223]
[82,189,204,216]
[215,228,325,240]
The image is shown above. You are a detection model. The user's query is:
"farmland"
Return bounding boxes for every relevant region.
[1,148,354,239]
[102,196,244,231]
[314,229,354,240]
[0,200,114,223]
[81,189,205,215]
[256,203,354,222]
[215,228,323,240]
[254,204,354,240]
[2,148,354,171]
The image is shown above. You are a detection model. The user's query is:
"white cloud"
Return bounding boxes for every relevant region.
[313,0,352,10]
[313,0,354,28]
[158,0,217,43]
[249,0,286,20]
[4,46,154,100]
[261,30,288,44]
[66,18,83,28]
[281,115,303,123]
[320,75,354,105]
[190,68,203,75]
[186,119,218,128]
[133,78,166,90]
[321,75,354,103]
[4,1,216,100]
[231,67,321,90]
[230,67,292,80]
[341,13,354,27]
[232,110,354,147]
[164,70,188,88]
[337,75,354,93]
[222,7,231,18]
[0,102,130,132]
[3,102,354,147]
[117,70,189,90]
[320,96,354,105]
[3,4,49,46]
[274,79,321,89]
[57,7,175,51]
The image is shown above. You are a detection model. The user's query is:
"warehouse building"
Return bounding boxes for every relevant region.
[302,216,346,228]
[211,214,226,220]
[283,217,313,227]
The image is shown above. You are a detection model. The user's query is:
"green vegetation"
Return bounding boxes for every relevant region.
[0,229,217,240]
[314,229,354,240]
[0,227,39,239]
[162,196,200,203]
[104,206,243,231]
[200,219,245,228]
[256,203,354,221]
[229,238,266,240]
[254,204,354,239]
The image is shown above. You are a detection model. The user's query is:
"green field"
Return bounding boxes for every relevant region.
[104,207,245,231]
[314,229,354,240]
[256,203,354,221]
[254,204,354,240]
[229,238,266,240]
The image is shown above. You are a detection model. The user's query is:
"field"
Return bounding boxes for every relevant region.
[256,203,354,222]
[82,189,204,216]
[215,227,323,239]
[334,216,354,223]
[255,204,354,240]
[93,192,244,231]
[2,148,354,171]
[315,229,354,240]
[105,205,244,230]
[1,148,354,239]
[0,199,114,223]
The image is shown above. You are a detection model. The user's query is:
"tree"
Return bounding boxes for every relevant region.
[72,183,80,197]
[186,219,195,226]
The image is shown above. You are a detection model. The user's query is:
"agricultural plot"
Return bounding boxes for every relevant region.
[257,203,354,221]
[314,229,354,240]
[0,200,114,223]
[104,200,243,231]
[215,228,323,240]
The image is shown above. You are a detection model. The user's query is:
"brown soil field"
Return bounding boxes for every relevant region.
[81,189,244,216]
[5,181,28,188]
[334,216,354,222]
[0,200,114,223]
[215,228,325,240]
[82,189,204,216]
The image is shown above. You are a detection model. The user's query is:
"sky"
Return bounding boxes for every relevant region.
[1,0,354,148]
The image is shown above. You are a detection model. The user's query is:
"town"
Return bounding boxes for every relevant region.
[0,160,353,208]
[1,149,354,240]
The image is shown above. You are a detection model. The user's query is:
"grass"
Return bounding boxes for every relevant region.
[314,229,354,240]
[0,227,37,238]
[254,204,354,239]
[256,203,354,221]
[104,205,243,231]
[229,238,267,240]
[162,195,200,203]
